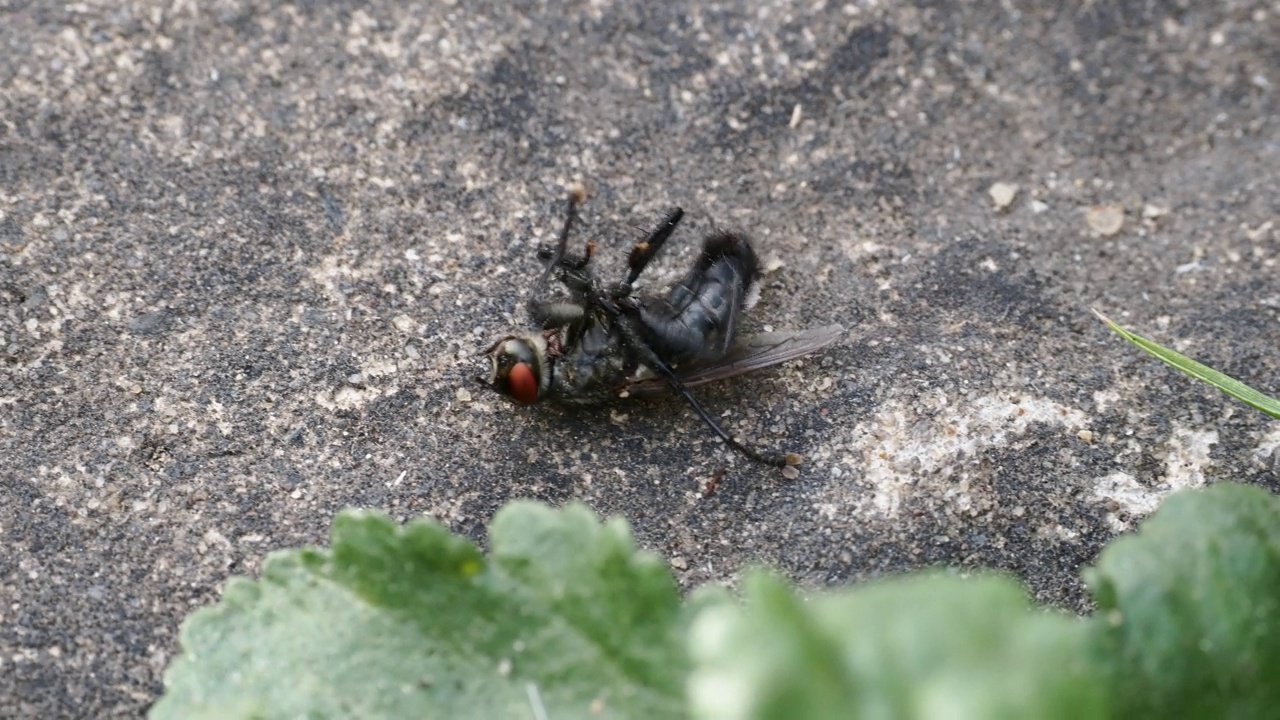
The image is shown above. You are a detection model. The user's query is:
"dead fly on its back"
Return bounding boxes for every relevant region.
[478,186,843,468]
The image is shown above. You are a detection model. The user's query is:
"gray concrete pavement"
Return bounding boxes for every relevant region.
[2,1,1276,714]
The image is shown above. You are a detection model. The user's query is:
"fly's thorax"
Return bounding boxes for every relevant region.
[485,332,552,404]
[543,318,638,405]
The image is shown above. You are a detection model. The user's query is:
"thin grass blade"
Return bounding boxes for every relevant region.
[1094,309,1280,420]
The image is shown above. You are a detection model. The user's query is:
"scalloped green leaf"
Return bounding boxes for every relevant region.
[1085,483,1280,718]
[688,571,1107,720]
[152,501,692,719]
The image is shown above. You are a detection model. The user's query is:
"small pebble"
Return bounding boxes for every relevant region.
[1087,205,1125,236]
[989,182,1018,211]
[789,103,803,129]
[391,314,415,333]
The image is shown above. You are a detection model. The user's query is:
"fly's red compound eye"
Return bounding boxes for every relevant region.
[506,362,539,404]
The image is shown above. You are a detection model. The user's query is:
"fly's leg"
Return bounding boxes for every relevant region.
[540,197,680,298]
[607,309,798,468]
[618,208,684,294]
[537,184,588,281]
[538,241,596,271]
[529,301,584,329]
[530,185,598,321]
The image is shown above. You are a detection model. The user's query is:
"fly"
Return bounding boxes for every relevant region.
[479,186,843,467]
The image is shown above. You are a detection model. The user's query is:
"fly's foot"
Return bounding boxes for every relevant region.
[780,453,803,479]
[567,241,597,270]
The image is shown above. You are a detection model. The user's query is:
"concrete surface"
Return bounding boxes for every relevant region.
[2,0,1277,715]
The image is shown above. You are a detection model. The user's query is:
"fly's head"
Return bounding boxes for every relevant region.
[479,333,551,405]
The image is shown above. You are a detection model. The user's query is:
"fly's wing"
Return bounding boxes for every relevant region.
[620,323,845,396]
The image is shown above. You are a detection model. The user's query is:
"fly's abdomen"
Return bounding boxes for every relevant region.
[636,232,760,366]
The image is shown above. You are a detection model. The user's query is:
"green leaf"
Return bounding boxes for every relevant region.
[688,571,1108,720]
[1085,483,1280,718]
[1095,310,1280,419]
[153,502,691,719]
